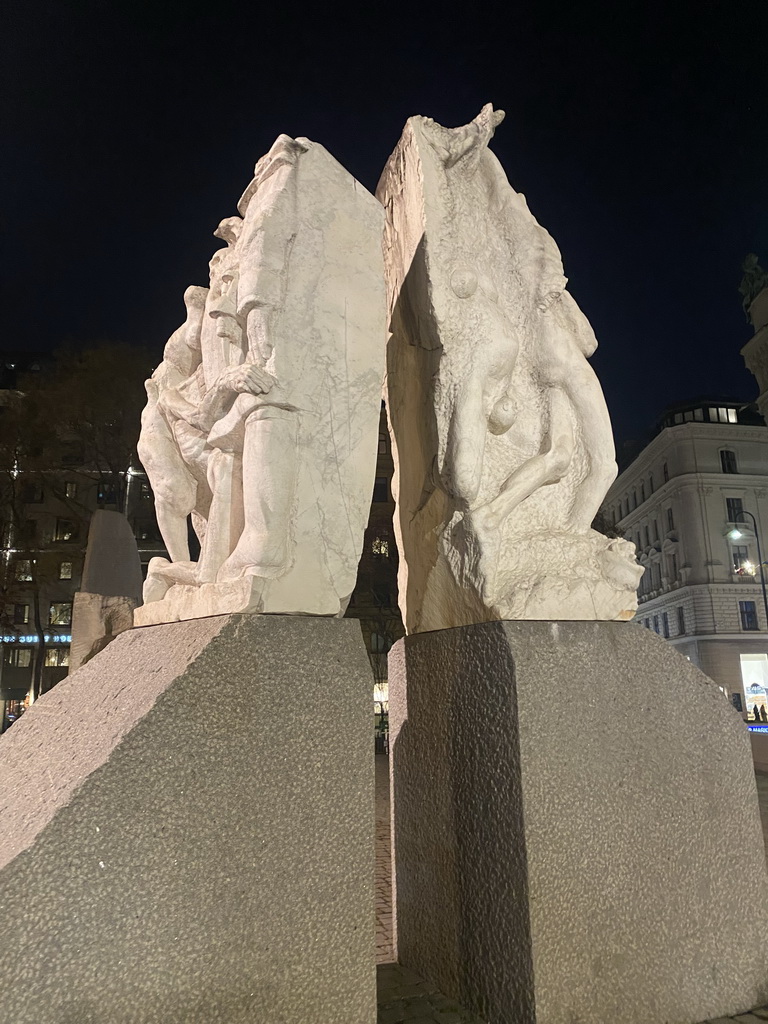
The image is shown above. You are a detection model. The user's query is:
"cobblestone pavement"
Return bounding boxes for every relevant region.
[375,756,768,1023]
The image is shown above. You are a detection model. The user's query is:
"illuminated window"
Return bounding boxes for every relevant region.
[372,537,389,557]
[13,604,29,625]
[14,560,32,582]
[5,647,32,667]
[54,519,76,542]
[49,602,72,626]
[44,648,70,667]
[59,561,73,580]
[64,481,77,499]
[740,600,759,631]
[733,545,751,573]
[720,449,738,474]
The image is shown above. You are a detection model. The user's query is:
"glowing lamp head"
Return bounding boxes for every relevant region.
[728,527,744,540]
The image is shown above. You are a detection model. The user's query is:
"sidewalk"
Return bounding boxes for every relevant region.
[375,755,768,1024]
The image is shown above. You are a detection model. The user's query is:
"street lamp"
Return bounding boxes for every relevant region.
[727,509,768,631]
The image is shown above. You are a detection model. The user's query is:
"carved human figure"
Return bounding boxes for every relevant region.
[378,105,642,630]
[136,133,386,624]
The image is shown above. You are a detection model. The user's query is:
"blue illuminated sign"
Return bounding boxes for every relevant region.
[748,724,768,733]
[1,634,72,644]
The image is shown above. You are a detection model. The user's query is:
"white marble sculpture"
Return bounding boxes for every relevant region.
[377,105,643,632]
[135,134,386,624]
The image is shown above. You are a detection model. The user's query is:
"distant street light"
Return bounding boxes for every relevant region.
[727,509,768,631]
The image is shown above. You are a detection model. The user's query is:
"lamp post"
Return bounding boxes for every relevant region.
[727,509,768,632]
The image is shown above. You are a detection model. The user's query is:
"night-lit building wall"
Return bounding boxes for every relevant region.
[605,399,768,719]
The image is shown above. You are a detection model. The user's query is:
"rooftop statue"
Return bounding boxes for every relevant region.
[739,253,768,321]
[377,105,643,631]
[135,135,386,624]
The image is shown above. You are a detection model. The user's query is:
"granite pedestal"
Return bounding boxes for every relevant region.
[388,620,768,1024]
[0,614,375,1024]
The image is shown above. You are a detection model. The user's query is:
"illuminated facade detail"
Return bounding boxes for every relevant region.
[605,398,768,718]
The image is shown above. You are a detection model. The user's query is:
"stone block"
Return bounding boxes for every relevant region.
[0,614,375,1023]
[389,621,768,1024]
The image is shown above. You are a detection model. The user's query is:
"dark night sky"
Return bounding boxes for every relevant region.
[2,0,767,446]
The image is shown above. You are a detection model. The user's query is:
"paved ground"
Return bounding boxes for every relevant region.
[375,756,768,1024]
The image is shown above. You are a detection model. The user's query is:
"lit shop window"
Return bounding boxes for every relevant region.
[14,560,32,582]
[54,519,76,542]
[45,648,70,667]
[49,602,73,627]
[372,536,389,557]
[5,647,32,667]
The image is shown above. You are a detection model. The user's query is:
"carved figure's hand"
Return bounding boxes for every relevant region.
[216,363,276,396]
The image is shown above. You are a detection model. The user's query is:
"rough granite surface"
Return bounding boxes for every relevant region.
[0,614,375,1024]
[388,621,768,1024]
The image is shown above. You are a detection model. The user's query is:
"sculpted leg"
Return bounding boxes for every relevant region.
[440,378,487,503]
[197,449,243,583]
[474,386,575,535]
[217,407,299,582]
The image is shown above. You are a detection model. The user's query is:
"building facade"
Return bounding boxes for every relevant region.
[605,399,768,719]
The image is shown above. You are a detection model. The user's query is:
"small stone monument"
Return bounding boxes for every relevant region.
[383,107,768,1024]
[69,509,143,670]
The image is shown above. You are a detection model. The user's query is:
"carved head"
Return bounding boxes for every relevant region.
[237,134,310,216]
[213,216,243,247]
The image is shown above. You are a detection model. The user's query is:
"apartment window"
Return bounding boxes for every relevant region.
[663,462,669,483]
[632,490,637,510]
[636,532,642,550]
[14,559,32,582]
[370,632,391,653]
[640,483,645,503]
[97,482,117,505]
[677,606,686,635]
[649,473,654,494]
[13,604,29,625]
[651,563,661,590]
[59,561,73,580]
[652,519,659,542]
[653,615,660,634]
[720,450,738,474]
[726,497,744,523]
[49,602,72,626]
[44,648,70,668]
[643,525,650,548]
[372,476,389,503]
[53,519,76,542]
[740,600,759,631]
[666,507,674,532]
[64,481,77,499]
[371,536,389,557]
[140,482,152,500]
[618,500,624,519]
[21,482,43,503]
[5,647,32,667]
[662,612,670,638]
[733,545,751,573]
[644,618,651,629]
[378,432,388,455]
[668,552,678,580]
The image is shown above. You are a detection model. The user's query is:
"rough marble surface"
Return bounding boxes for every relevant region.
[388,621,768,1024]
[377,107,642,632]
[137,134,386,624]
[0,614,376,1024]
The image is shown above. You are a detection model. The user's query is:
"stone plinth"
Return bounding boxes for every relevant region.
[0,614,375,1024]
[388,621,768,1024]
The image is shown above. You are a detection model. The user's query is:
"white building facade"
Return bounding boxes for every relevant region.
[604,399,768,720]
